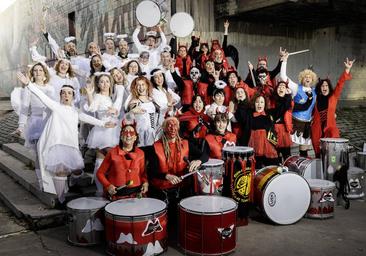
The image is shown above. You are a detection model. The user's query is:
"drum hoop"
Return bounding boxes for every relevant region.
[105,208,166,221]
[178,196,237,215]
[320,138,349,143]
[66,197,109,211]
[222,146,254,154]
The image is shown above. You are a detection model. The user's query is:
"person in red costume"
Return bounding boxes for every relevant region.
[179,95,210,144]
[148,116,209,228]
[205,112,237,159]
[175,44,192,80]
[311,58,355,157]
[97,120,148,200]
[249,94,279,168]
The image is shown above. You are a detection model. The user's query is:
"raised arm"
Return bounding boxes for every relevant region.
[132,25,144,52]
[78,111,106,127]
[280,53,298,97]
[157,25,167,49]
[333,58,354,99]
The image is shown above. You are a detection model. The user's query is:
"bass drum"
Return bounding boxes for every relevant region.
[254,166,311,225]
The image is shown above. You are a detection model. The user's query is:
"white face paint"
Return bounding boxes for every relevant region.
[190,68,201,82]
[258,73,267,86]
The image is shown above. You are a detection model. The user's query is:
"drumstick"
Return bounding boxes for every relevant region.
[288,49,310,56]
[180,169,200,180]
[116,180,133,191]
[182,157,209,184]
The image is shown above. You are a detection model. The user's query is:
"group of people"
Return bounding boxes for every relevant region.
[13,14,355,223]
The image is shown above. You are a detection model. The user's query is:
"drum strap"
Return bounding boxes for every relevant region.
[230,157,235,185]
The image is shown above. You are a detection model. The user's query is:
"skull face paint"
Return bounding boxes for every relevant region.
[164,118,179,139]
[190,67,201,82]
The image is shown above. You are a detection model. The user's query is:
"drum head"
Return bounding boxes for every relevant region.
[262,173,310,225]
[307,179,335,189]
[222,146,254,154]
[170,12,194,37]
[179,195,237,214]
[105,198,166,216]
[136,1,161,27]
[320,138,349,143]
[67,197,109,210]
[202,158,224,167]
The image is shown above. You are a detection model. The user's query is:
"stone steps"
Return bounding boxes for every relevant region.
[0,170,65,230]
[2,143,36,167]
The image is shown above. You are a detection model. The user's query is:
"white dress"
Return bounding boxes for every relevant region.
[152,87,181,127]
[27,83,106,194]
[133,100,157,147]
[19,83,55,149]
[85,94,120,149]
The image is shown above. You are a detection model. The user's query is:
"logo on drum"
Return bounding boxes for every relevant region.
[319,192,335,203]
[142,218,163,237]
[217,224,234,239]
[268,192,276,207]
[233,168,252,203]
[349,178,361,189]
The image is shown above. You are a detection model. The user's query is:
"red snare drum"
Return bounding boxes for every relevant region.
[179,195,237,255]
[284,156,323,179]
[105,198,167,256]
[306,179,336,219]
[254,166,311,225]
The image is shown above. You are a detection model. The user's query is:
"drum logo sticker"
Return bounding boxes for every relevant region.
[331,155,336,164]
[268,192,276,207]
[142,218,163,237]
[349,178,361,190]
[233,167,252,203]
[81,218,104,233]
[319,192,335,203]
[217,224,234,239]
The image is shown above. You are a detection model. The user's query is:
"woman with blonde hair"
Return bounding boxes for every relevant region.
[280,53,317,157]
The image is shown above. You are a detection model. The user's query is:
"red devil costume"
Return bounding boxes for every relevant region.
[311,71,352,157]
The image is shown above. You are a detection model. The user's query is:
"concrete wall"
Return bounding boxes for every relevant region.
[0,0,365,105]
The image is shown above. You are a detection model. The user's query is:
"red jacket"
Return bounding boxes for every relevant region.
[97,146,147,191]
[150,139,189,189]
[206,132,237,159]
[178,107,210,139]
[181,80,209,106]
[311,71,352,155]
[175,55,192,78]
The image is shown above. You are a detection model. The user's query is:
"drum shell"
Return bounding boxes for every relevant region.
[67,197,109,246]
[178,196,237,255]
[306,179,336,219]
[199,159,224,195]
[284,156,323,179]
[254,166,311,225]
[347,167,365,199]
[105,200,167,256]
[356,152,366,171]
[320,138,349,181]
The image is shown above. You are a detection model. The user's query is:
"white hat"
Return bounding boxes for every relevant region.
[104,33,116,40]
[146,31,157,38]
[93,71,111,77]
[64,36,76,43]
[215,80,227,89]
[116,34,128,39]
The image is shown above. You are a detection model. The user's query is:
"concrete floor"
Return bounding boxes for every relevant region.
[0,199,365,256]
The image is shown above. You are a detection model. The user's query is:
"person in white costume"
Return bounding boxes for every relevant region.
[132,24,167,68]
[84,72,120,195]
[150,68,181,129]
[110,67,128,120]
[16,72,115,203]
[126,76,157,148]
[101,33,121,71]
[13,63,55,189]
[157,48,181,91]
[125,60,142,90]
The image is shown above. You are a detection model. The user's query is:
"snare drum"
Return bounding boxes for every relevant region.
[221,146,255,202]
[199,159,224,195]
[67,197,109,246]
[306,179,336,219]
[284,156,323,179]
[105,198,167,256]
[347,167,365,199]
[179,195,237,255]
[254,166,311,225]
[320,138,349,181]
